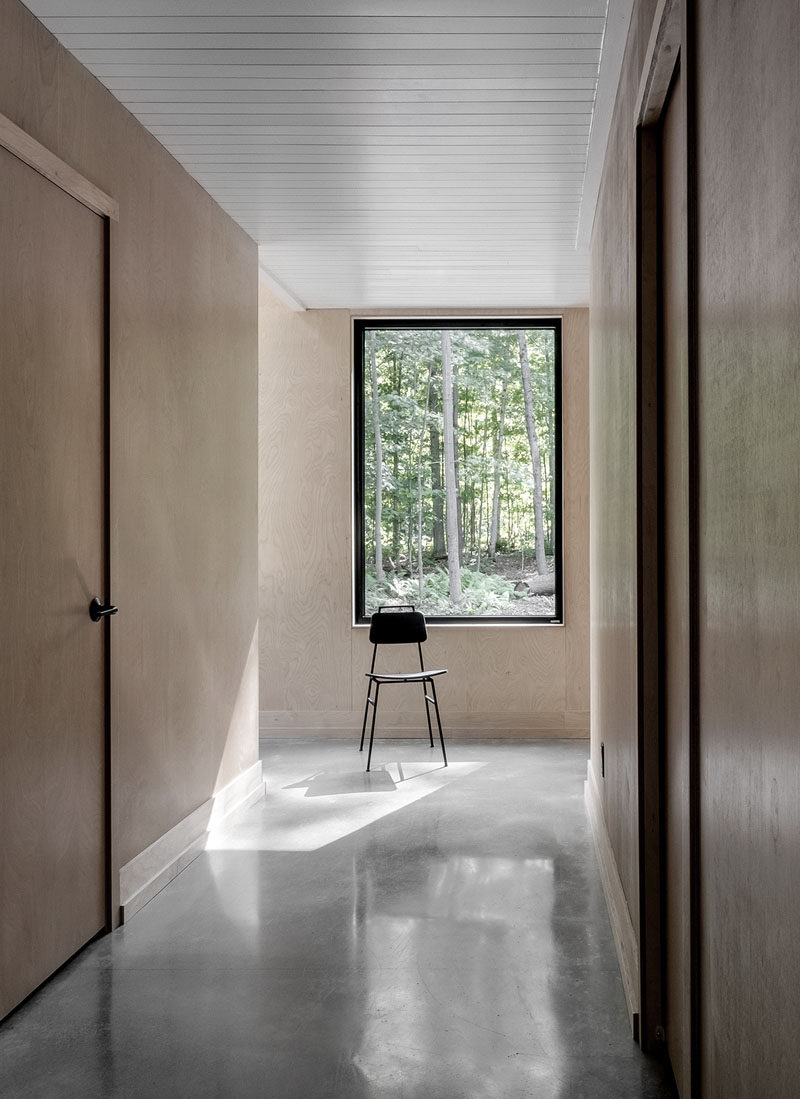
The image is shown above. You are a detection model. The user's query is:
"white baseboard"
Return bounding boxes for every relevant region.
[584,760,641,1039]
[119,760,265,922]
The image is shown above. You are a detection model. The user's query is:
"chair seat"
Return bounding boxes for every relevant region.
[366,668,447,684]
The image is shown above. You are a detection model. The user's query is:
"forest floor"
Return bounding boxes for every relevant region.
[479,552,556,617]
[493,593,555,617]
[405,551,555,617]
[370,552,556,617]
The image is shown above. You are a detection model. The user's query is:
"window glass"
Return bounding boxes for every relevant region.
[354,320,562,622]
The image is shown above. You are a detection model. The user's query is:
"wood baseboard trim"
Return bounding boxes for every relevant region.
[119,761,264,922]
[584,760,641,1039]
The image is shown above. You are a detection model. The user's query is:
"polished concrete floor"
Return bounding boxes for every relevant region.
[0,740,676,1098]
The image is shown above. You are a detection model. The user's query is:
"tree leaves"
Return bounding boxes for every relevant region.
[362,325,557,616]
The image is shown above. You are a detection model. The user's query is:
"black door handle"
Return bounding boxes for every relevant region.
[89,597,118,622]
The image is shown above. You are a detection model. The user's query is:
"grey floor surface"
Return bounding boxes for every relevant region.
[0,739,676,1098]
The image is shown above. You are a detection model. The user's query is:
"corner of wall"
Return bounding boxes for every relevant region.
[119,761,265,923]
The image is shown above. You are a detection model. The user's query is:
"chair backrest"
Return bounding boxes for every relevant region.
[369,605,427,645]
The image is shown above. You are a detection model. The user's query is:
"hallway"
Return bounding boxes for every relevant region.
[0,741,675,1098]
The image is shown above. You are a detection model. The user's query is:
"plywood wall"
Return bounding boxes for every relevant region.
[259,289,589,738]
[589,0,659,932]
[0,0,259,873]
[591,0,800,1093]
[695,2,800,1094]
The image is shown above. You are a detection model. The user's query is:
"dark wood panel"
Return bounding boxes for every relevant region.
[0,146,106,1018]
[696,1,800,1094]
[661,62,692,1099]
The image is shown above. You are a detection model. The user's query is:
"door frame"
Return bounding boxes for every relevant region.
[634,0,700,1090]
[0,114,121,932]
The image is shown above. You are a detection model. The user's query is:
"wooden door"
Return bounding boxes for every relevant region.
[0,144,107,1019]
[661,64,693,1098]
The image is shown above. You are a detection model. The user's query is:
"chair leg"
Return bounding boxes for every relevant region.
[422,680,434,747]
[359,680,374,752]
[429,679,447,766]
[366,682,380,772]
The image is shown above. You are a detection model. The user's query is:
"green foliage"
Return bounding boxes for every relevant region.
[363,324,558,615]
[366,566,522,617]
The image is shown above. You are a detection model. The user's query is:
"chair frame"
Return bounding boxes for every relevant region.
[359,605,447,772]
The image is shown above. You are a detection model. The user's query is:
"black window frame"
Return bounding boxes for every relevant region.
[353,317,563,625]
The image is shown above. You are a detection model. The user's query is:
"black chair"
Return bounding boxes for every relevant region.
[359,604,448,772]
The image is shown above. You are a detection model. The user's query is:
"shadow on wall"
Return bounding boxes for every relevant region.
[116,618,261,918]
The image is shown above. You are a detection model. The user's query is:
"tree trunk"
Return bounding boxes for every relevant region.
[417,362,433,601]
[518,330,547,575]
[476,402,489,572]
[441,330,463,604]
[452,375,464,564]
[368,330,383,580]
[428,369,446,558]
[391,353,401,560]
[525,573,555,596]
[488,376,507,558]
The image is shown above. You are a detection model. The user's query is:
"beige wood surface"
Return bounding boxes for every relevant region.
[588,0,659,955]
[661,62,692,1098]
[258,294,590,737]
[0,112,118,220]
[1,0,259,893]
[0,146,106,1019]
[562,309,591,716]
[258,301,353,715]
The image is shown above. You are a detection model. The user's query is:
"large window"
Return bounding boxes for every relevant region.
[354,319,562,623]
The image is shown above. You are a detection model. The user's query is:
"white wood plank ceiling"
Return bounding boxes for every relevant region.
[28,0,631,310]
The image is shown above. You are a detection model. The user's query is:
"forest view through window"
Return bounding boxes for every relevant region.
[354,319,562,622]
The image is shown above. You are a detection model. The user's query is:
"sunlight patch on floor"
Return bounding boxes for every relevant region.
[206,760,486,852]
